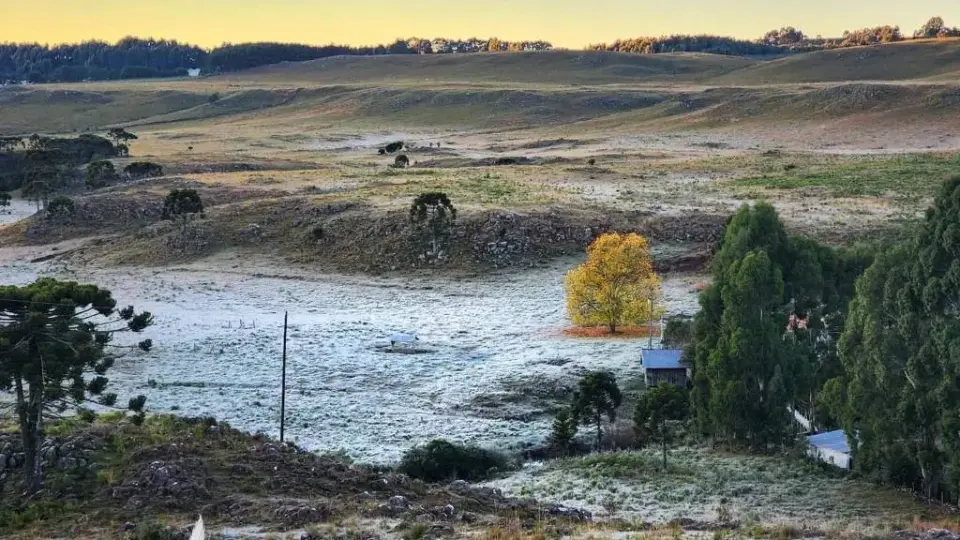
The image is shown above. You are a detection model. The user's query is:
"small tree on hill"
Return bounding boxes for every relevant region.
[162,188,204,230]
[549,407,578,455]
[571,371,623,451]
[124,162,164,179]
[0,278,153,493]
[914,16,946,38]
[107,128,138,150]
[86,160,119,189]
[634,384,689,469]
[410,192,456,256]
[46,196,75,218]
[565,232,662,333]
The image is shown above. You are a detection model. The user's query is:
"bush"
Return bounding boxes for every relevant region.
[398,439,510,482]
[124,162,164,179]
[46,196,75,216]
[662,317,694,348]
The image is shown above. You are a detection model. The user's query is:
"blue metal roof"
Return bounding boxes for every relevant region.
[807,430,850,453]
[642,349,685,370]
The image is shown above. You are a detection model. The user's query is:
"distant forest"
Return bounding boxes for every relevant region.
[0,37,552,83]
[590,16,959,54]
[1,16,957,84]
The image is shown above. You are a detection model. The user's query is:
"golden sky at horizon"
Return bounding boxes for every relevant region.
[3,1,959,48]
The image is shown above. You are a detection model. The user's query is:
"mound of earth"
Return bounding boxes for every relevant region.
[2,185,725,274]
[0,416,591,539]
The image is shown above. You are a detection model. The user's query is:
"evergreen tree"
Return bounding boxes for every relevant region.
[86,160,119,189]
[0,278,153,493]
[571,371,622,451]
[410,192,456,256]
[837,176,960,497]
[549,407,577,454]
[690,203,869,444]
[634,383,689,468]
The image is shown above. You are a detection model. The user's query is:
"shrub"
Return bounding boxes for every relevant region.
[124,162,164,179]
[162,188,204,221]
[398,439,510,482]
[46,196,75,216]
[662,316,694,348]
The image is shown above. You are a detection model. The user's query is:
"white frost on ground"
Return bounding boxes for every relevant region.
[0,197,37,226]
[1,251,699,464]
[482,448,926,529]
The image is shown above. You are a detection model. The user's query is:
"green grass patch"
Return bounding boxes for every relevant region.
[732,153,960,198]
[0,500,76,531]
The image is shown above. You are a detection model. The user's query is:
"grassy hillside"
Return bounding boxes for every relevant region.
[0,86,210,135]
[228,50,756,86]
[5,82,958,135]
[711,39,960,84]
[2,42,958,135]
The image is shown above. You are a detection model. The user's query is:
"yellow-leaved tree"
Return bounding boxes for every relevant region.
[565,232,662,333]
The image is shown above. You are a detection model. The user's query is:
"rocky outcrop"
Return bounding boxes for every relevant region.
[0,432,102,485]
[316,207,725,273]
[113,458,211,510]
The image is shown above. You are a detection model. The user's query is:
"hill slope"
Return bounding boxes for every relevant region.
[2,42,958,136]
[226,50,756,86]
[711,39,960,84]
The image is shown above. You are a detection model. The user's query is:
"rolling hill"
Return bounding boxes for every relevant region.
[225,50,756,86]
[0,41,957,136]
[710,39,960,84]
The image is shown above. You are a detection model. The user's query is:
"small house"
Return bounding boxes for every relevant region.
[806,430,852,469]
[641,349,689,388]
[187,68,201,77]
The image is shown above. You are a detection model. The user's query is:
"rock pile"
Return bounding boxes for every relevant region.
[0,432,102,484]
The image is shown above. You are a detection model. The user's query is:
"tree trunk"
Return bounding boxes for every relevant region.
[661,420,667,470]
[595,412,603,452]
[15,377,43,494]
[608,323,616,334]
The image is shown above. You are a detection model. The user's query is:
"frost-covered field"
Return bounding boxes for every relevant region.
[484,448,931,530]
[2,250,698,464]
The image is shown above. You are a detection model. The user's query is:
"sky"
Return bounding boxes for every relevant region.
[2,0,959,49]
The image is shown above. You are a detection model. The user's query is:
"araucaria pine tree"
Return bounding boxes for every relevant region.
[0,278,153,493]
[571,371,622,451]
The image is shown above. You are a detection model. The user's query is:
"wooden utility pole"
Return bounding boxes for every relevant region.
[648,299,654,349]
[280,311,288,442]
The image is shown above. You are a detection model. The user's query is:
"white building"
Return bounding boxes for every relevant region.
[806,430,852,470]
[187,68,201,77]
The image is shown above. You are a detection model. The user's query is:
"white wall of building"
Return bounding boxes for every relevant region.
[807,445,851,469]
